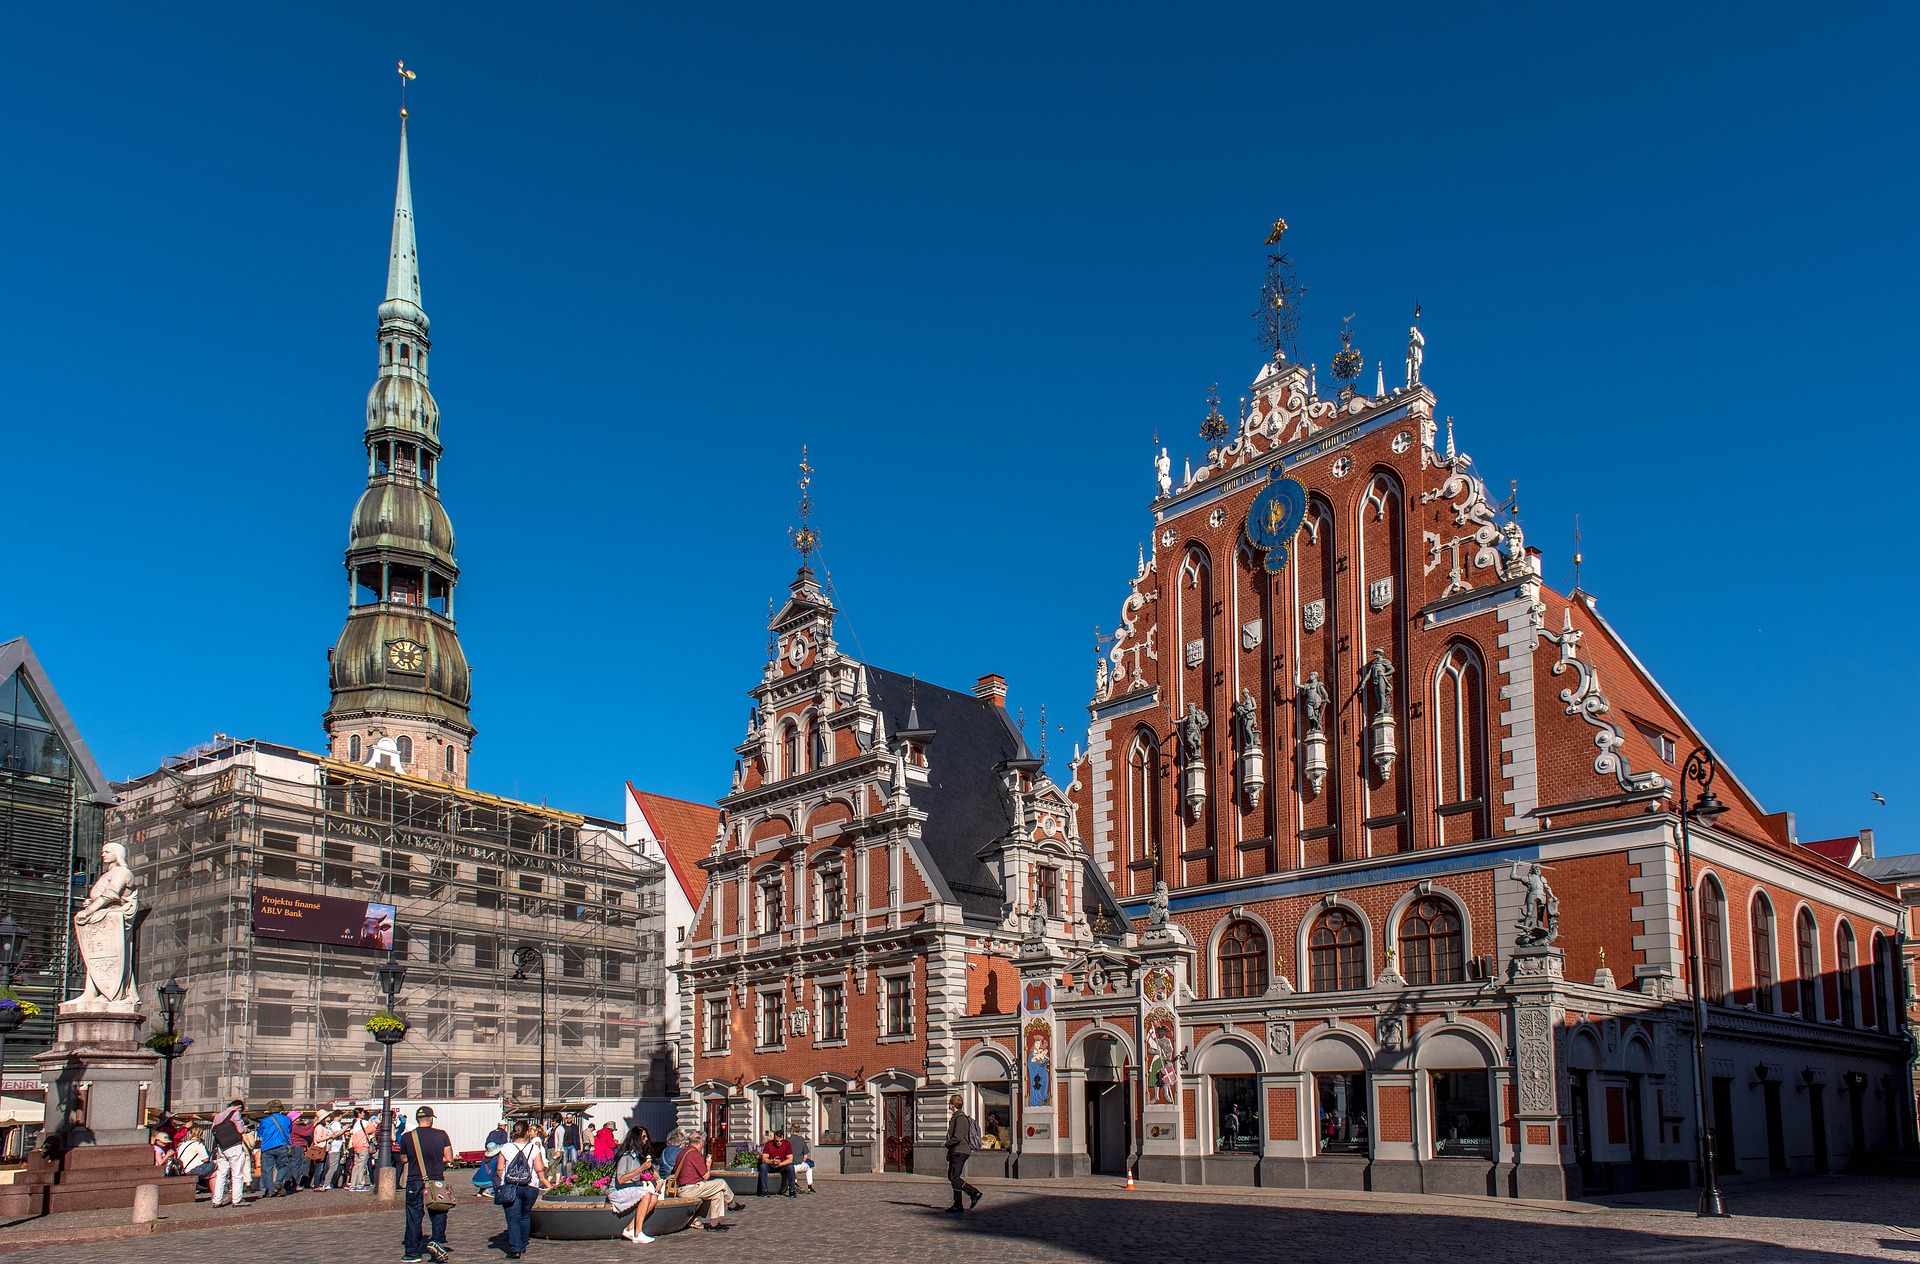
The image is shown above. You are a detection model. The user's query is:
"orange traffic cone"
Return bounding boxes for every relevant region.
[1125,1169,1135,1190]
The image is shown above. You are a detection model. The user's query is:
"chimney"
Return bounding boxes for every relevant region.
[1860,827,1876,860]
[973,674,1007,707]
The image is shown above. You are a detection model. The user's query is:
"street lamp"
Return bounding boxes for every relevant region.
[0,914,28,1089]
[374,952,408,1178]
[1674,746,1732,1218]
[511,947,548,1131]
[155,978,187,1114]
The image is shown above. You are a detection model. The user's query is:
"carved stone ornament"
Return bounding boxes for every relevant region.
[1391,431,1411,454]
[1377,1012,1407,1050]
[1368,577,1394,611]
[1161,529,1176,549]
[1515,1006,1556,1113]
[1302,599,1326,632]
[1184,638,1205,669]
[1209,507,1227,529]
[1265,1017,1294,1059]
[1241,620,1263,651]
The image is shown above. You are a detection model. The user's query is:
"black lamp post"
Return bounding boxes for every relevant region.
[511,947,547,1129]
[374,952,408,1175]
[1674,746,1732,1218]
[156,977,187,1114]
[0,914,27,1086]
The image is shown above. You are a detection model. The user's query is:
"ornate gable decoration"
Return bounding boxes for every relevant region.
[1533,605,1669,796]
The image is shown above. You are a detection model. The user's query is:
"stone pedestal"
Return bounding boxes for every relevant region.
[30,1003,197,1212]
[36,1004,160,1147]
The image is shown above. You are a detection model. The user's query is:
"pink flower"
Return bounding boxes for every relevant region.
[592,1177,610,1188]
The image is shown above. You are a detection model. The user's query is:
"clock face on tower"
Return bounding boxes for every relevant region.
[386,639,427,672]
[787,631,810,669]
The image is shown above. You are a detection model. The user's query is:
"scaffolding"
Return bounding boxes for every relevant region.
[111,739,667,1112]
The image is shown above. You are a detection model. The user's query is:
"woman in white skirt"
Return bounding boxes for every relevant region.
[607,1127,660,1244]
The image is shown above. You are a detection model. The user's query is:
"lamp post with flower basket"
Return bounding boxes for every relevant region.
[0,915,37,1091]
[370,952,408,1196]
[144,978,191,1114]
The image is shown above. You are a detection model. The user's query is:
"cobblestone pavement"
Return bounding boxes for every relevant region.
[6,1174,1920,1263]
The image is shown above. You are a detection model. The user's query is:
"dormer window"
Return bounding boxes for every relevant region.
[1629,715,1677,764]
[1035,866,1060,919]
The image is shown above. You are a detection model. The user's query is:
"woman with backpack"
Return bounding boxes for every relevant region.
[493,1118,550,1259]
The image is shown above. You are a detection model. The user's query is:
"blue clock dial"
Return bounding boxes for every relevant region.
[1244,476,1308,573]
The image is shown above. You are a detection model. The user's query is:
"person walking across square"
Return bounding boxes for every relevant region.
[400,1106,455,1264]
[494,1118,549,1259]
[943,1094,982,1214]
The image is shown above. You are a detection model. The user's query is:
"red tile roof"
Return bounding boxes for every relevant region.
[627,783,721,907]
[1799,836,1862,867]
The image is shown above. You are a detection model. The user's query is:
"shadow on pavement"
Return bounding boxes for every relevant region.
[943,1190,1893,1264]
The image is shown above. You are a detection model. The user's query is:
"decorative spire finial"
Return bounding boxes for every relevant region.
[1332,314,1363,402]
[1199,383,1227,446]
[787,446,821,564]
[397,59,417,118]
[1256,215,1304,364]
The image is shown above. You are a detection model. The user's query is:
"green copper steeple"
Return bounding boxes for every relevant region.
[323,114,475,785]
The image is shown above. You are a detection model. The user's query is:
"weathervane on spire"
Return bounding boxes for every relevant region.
[1332,314,1364,403]
[1256,215,1305,365]
[1199,383,1228,447]
[397,60,417,119]
[788,446,821,564]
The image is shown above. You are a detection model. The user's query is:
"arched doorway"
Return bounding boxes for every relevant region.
[1200,1040,1262,1154]
[1081,1033,1131,1175]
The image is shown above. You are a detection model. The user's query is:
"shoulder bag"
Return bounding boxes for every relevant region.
[411,1130,457,1213]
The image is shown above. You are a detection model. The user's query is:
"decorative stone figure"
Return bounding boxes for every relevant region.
[1406,321,1425,388]
[1178,704,1209,821]
[73,842,140,1010]
[1361,650,1397,779]
[1155,447,1172,498]
[1511,861,1560,946]
[1234,688,1265,807]
[1297,672,1330,794]
[1146,880,1171,927]
[1297,672,1329,736]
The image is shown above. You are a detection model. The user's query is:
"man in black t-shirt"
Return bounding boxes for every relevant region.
[399,1106,455,1264]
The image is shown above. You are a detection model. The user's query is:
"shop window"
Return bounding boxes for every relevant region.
[1316,1072,1369,1154]
[1214,1075,1259,1153]
[1431,1070,1492,1157]
[1309,909,1366,991]
[1217,919,1269,998]
[763,1097,789,1135]
[817,1091,846,1145]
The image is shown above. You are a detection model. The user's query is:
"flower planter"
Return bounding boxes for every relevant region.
[372,1027,406,1046]
[719,1170,763,1197]
[528,1194,700,1240]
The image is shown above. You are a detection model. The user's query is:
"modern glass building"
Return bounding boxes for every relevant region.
[0,638,113,1074]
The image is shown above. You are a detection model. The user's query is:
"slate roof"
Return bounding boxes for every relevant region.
[865,667,1029,921]
[1855,853,1920,884]
[627,783,722,908]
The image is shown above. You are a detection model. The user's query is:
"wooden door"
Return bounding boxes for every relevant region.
[704,1098,730,1164]
[882,1092,915,1172]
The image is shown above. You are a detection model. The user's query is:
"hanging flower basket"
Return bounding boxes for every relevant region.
[142,1031,193,1056]
[366,1010,410,1045]
[0,990,40,1032]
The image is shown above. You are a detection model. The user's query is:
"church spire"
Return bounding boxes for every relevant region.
[324,88,474,786]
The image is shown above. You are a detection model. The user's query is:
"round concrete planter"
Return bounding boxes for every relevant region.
[529,1194,700,1240]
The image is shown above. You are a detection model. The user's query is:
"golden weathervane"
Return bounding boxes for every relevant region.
[788,446,821,563]
[397,60,417,118]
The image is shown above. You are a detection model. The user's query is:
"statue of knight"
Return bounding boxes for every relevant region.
[73,842,141,1010]
[1511,861,1560,947]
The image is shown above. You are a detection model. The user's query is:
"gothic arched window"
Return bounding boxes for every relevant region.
[1795,907,1819,1020]
[1432,642,1488,844]
[1751,892,1775,1013]
[1836,922,1857,1027]
[1399,896,1465,985]
[1309,909,1366,992]
[1218,920,1268,998]
[780,724,799,780]
[1699,875,1727,1003]
[1126,729,1163,888]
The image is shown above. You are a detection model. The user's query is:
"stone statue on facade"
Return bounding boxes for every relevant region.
[1155,447,1172,498]
[1511,861,1560,946]
[1178,704,1209,760]
[1406,322,1425,388]
[1361,648,1394,720]
[1146,880,1170,928]
[1233,687,1261,748]
[1025,905,1050,941]
[1298,672,1330,736]
[73,842,140,1010]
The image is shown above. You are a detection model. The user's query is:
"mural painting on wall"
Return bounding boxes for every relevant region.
[1142,966,1179,1109]
[1022,980,1053,1112]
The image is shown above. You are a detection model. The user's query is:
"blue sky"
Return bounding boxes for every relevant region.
[4,3,1914,849]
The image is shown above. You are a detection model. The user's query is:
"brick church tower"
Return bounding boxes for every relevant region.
[322,112,475,785]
